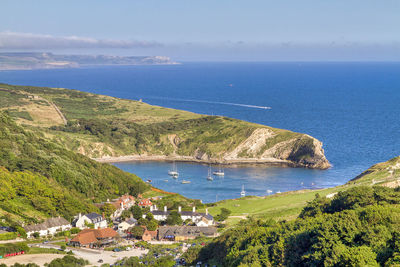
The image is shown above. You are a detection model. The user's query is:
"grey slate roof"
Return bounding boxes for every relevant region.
[158,226,217,239]
[151,210,213,220]
[85,212,102,220]
[126,218,137,225]
[24,217,70,232]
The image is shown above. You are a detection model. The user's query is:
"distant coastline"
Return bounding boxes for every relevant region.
[0,52,179,70]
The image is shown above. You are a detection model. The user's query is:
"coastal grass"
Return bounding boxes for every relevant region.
[204,186,343,227]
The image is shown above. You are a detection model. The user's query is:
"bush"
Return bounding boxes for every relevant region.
[0,232,17,240]
[45,255,88,267]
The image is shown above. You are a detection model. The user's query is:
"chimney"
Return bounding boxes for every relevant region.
[107,198,110,202]
[206,208,208,215]
[150,206,153,212]
[178,206,182,213]
[78,213,82,219]
[164,206,167,212]
[102,212,105,219]
[193,207,196,213]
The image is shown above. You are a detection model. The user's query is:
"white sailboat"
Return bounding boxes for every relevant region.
[207,165,214,181]
[168,161,179,178]
[240,185,246,197]
[213,165,225,176]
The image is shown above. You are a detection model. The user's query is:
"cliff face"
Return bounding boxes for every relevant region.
[187,128,330,169]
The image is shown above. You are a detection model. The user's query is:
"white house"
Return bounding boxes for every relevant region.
[117,218,137,233]
[149,206,214,226]
[72,213,108,229]
[24,217,71,238]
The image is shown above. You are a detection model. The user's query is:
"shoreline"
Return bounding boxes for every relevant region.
[92,154,300,168]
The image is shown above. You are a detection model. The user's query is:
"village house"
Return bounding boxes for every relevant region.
[109,194,136,218]
[72,212,108,229]
[148,206,214,226]
[69,228,118,248]
[138,198,152,207]
[142,229,158,241]
[157,226,217,241]
[24,217,71,238]
[117,217,137,234]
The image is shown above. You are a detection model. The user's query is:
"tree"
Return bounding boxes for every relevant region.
[60,244,66,251]
[101,203,116,218]
[147,220,158,231]
[121,210,132,220]
[146,212,154,221]
[129,226,145,239]
[215,208,231,222]
[130,206,143,220]
[138,218,147,226]
[32,232,40,238]
[166,211,183,226]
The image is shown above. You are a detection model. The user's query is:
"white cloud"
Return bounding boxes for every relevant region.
[0,31,162,49]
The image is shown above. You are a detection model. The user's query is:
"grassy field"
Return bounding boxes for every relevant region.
[203,186,341,225]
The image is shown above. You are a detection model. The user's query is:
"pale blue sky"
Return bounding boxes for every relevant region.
[1,0,400,61]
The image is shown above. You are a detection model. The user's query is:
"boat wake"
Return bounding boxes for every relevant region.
[144,96,272,110]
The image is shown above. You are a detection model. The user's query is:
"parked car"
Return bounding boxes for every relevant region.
[113,248,121,252]
[98,259,103,263]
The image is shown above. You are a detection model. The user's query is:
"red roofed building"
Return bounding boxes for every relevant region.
[142,229,157,241]
[138,198,152,207]
[69,228,119,248]
[110,194,136,218]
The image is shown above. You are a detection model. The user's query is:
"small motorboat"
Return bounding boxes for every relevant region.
[181,180,191,184]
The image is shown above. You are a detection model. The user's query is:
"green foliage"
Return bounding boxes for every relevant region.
[166,211,183,226]
[45,255,88,267]
[101,203,116,218]
[121,209,132,220]
[0,242,29,255]
[215,208,232,221]
[192,186,400,266]
[128,226,145,239]
[0,231,17,240]
[10,263,39,267]
[0,112,149,220]
[147,220,159,231]
[131,206,143,220]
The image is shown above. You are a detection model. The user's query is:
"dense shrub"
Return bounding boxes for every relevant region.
[187,186,400,266]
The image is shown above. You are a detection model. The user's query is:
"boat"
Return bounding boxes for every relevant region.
[240,185,246,197]
[266,189,273,194]
[146,179,152,183]
[168,162,179,177]
[207,165,214,181]
[276,191,281,194]
[213,165,225,176]
[181,180,191,184]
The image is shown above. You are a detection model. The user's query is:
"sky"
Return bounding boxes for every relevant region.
[1,0,400,61]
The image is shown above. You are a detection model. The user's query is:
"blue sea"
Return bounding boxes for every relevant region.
[1,62,400,202]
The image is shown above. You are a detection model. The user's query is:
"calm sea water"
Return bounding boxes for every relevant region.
[1,62,400,202]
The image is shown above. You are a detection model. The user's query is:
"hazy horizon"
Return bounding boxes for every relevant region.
[2,0,400,61]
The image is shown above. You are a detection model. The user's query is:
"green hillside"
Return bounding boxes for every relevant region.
[189,186,400,266]
[0,83,330,169]
[0,112,148,223]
